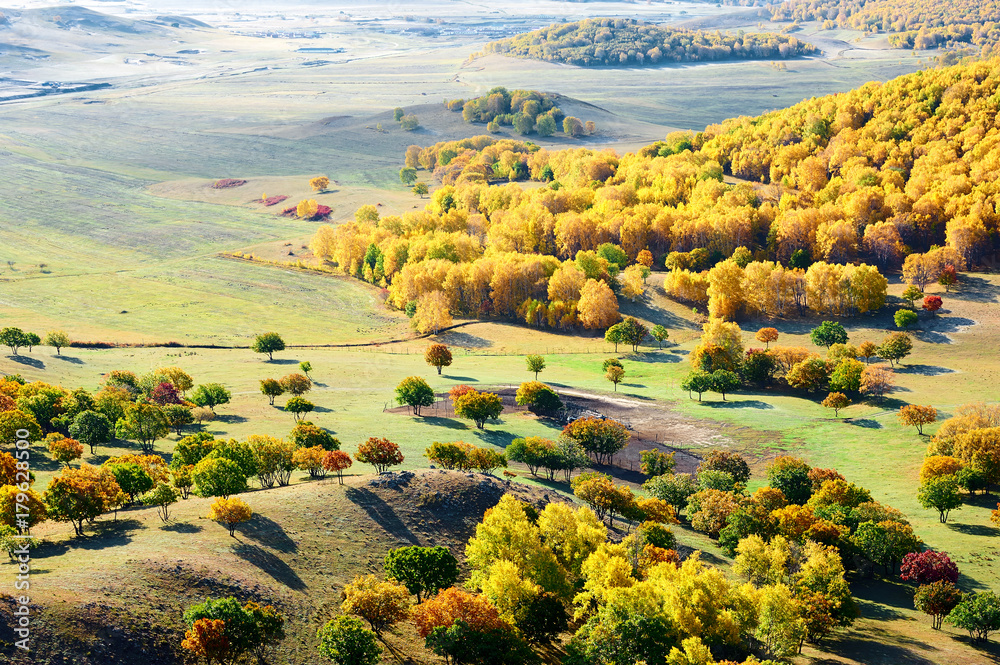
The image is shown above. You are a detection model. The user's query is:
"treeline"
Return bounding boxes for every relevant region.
[445,87,595,137]
[478,17,818,67]
[770,0,1000,54]
[311,61,1000,327]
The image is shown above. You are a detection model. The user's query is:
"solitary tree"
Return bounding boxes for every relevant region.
[342,575,411,636]
[938,265,958,292]
[947,592,1000,643]
[115,403,169,454]
[252,332,286,361]
[140,482,181,522]
[280,373,312,396]
[395,376,435,416]
[525,354,545,380]
[399,167,418,186]
[317,615,381,665]
[918,476,963,523]
[384,545,460,602]
[191,384,232,412]
[299,361,313,378]
[260,378,285,405]
[822,392,851,418]
[69,410,113,455]
[310,176,331,192]
[323,451,353,484]
[858,341,879,364]
[650,325,669,349]
[899,404,937,435]
[356,437,404,473]
[902,284,923,307]
[605,364,625,391]
[680,370,713,401]
[425,344,453,375]
[878,332,913,367]
[412,182,429,198]
[208,496,252,536]
[915,581,963,630]
[755,327,779,349]
[0,327,28,355]
[618,317,648,352]
[923,295,943,315]
[604,324,625,352]
[710,370,741,401]
[43,330,71,355]
[895,309,919,329]
[453,390,503,429]
[810,322,848,348]
[285,397,315,421]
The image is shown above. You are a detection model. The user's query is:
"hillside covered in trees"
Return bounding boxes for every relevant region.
[771,0,1000,54]
[478,17,818,67]
[311,60,1000,328]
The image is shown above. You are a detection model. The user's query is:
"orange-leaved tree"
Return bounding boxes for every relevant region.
[356,437,404,473]
[899,404,937,435]
[425,344,453,375]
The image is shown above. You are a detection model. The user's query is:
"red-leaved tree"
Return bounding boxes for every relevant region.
[900,550,959,585]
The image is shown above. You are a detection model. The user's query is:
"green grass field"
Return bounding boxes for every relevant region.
[5,270,1000,664]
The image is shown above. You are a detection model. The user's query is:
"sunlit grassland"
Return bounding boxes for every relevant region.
[4,274,998,595]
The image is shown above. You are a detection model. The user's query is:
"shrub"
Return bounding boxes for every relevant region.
[293,446,328,479]
[317,616,381,665]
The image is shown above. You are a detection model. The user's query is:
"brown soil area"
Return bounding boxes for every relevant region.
[388,387,763,484]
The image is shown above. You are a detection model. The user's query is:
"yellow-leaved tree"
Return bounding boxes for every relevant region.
[577,279,619,330]
[412,290,452,334]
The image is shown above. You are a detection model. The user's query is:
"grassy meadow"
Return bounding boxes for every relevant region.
[1,3,997,663]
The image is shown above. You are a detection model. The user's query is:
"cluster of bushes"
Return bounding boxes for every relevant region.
[479,17,817,66]
[392,106,420,131]
[679,319,910,411]
[281,199,332,220]
[445,87,595,138]
[211,178,246,189]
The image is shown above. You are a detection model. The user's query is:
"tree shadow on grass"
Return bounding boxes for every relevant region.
[947,522,1000,537]
[7,354,43,369]
[344,487,419,545]
[895,364,956,376]
[54,355,84,365]
[474,429,521,449]
[231,542,307,590]
[160,522,203,534]
[634,353,684,364]
[214,414,248,425]
[265,358,301,365]
[846,418,882,429]
[948,275,1000,303]
[420,416,468,430]
[817,627,940,664]
[703,399,774,410]
[234,514,297,553]
[59,518,145,552]
[442,375,477,381]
